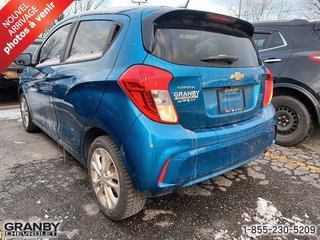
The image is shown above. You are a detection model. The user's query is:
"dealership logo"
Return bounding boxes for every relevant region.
[174,86,199,103]
[174,90,200,103]
[2,221,61,238]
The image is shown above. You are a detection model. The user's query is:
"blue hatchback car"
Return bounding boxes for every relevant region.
[18,6,276,220]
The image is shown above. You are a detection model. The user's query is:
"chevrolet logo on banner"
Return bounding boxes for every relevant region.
[230,72,245,81]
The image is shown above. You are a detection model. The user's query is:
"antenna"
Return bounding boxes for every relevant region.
[185,0,190,8]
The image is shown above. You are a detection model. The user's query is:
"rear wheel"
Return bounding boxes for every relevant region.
[273,95,313,146]
[88,136,146,221]
[20,93,38,132]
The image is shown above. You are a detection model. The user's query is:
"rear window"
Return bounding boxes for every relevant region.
[152,28,259,67]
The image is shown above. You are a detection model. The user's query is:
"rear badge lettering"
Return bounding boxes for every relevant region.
[174,90,200,103]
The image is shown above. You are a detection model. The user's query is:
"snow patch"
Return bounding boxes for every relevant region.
[254,197,282,225]
[60,229,79,239]
[142,209,177,221]
[155,220,174,228]
[0,108,21,120]
[83,203,99,216]
[242,212,251,222]
[214,229,232,240]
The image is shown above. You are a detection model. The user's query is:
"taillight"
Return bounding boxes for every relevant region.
[119,65,178,124]
[263,68,273,107]
[309,53,320,62]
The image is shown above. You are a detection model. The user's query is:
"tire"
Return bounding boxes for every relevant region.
[273,95,313,146]
[20,93,38,133]
[87,136,147,221]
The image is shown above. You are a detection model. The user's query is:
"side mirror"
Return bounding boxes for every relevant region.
[14,53,32,66]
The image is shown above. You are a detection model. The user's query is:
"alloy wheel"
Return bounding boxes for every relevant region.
[20,97,29,128]
[90,148,120,209]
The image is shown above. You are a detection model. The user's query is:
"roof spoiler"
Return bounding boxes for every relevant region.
[155,10,254,36]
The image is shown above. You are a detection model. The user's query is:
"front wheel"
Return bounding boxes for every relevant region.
[273,95,313,146]
[88,136,146,221]
[20,93,38,133]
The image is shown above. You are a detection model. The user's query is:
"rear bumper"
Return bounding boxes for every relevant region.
[124,104,276,196]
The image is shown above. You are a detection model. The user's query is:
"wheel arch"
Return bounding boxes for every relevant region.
[81,124,142,190]
[274,83,320,126]
[18,88,23,98]
[82,127,107,167]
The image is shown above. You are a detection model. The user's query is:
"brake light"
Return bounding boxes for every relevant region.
[263,68,273,107]
[206,13,236,24]
[119,65,178,124]
[309,53,320,62]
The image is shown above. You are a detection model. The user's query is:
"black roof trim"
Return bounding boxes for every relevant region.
[253,19,313,26]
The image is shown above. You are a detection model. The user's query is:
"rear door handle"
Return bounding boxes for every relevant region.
[264,58,282,63]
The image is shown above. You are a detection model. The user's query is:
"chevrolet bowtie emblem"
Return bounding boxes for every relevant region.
[230,72,245,81]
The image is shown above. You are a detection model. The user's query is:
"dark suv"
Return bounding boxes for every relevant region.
[253,20,320,146]
[0,38,42,88]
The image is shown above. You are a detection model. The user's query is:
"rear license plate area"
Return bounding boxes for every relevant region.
[218,87,245,114]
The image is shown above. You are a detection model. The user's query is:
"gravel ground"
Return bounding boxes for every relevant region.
[0,108,319,240]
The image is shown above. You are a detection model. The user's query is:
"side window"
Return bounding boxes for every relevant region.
[268,32,285,48]
[39,24,71,65]
[253,33,272,50]
[67,20,114,62]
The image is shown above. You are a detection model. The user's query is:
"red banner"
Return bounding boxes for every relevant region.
[0,0,74,73]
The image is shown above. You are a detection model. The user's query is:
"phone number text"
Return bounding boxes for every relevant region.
[242,225,317,236]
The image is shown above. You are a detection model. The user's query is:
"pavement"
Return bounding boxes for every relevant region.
[0,105,319,239]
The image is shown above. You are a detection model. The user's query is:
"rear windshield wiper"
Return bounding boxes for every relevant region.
[201,55,239,64]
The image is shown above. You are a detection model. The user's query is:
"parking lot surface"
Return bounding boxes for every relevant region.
[0,107,319,240]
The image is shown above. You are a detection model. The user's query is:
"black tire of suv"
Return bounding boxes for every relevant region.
[20,93,39,133]
[273,95,313,146]
[88,135,147,221]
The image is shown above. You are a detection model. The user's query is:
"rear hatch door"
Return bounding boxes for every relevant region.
[143,10,265,129]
